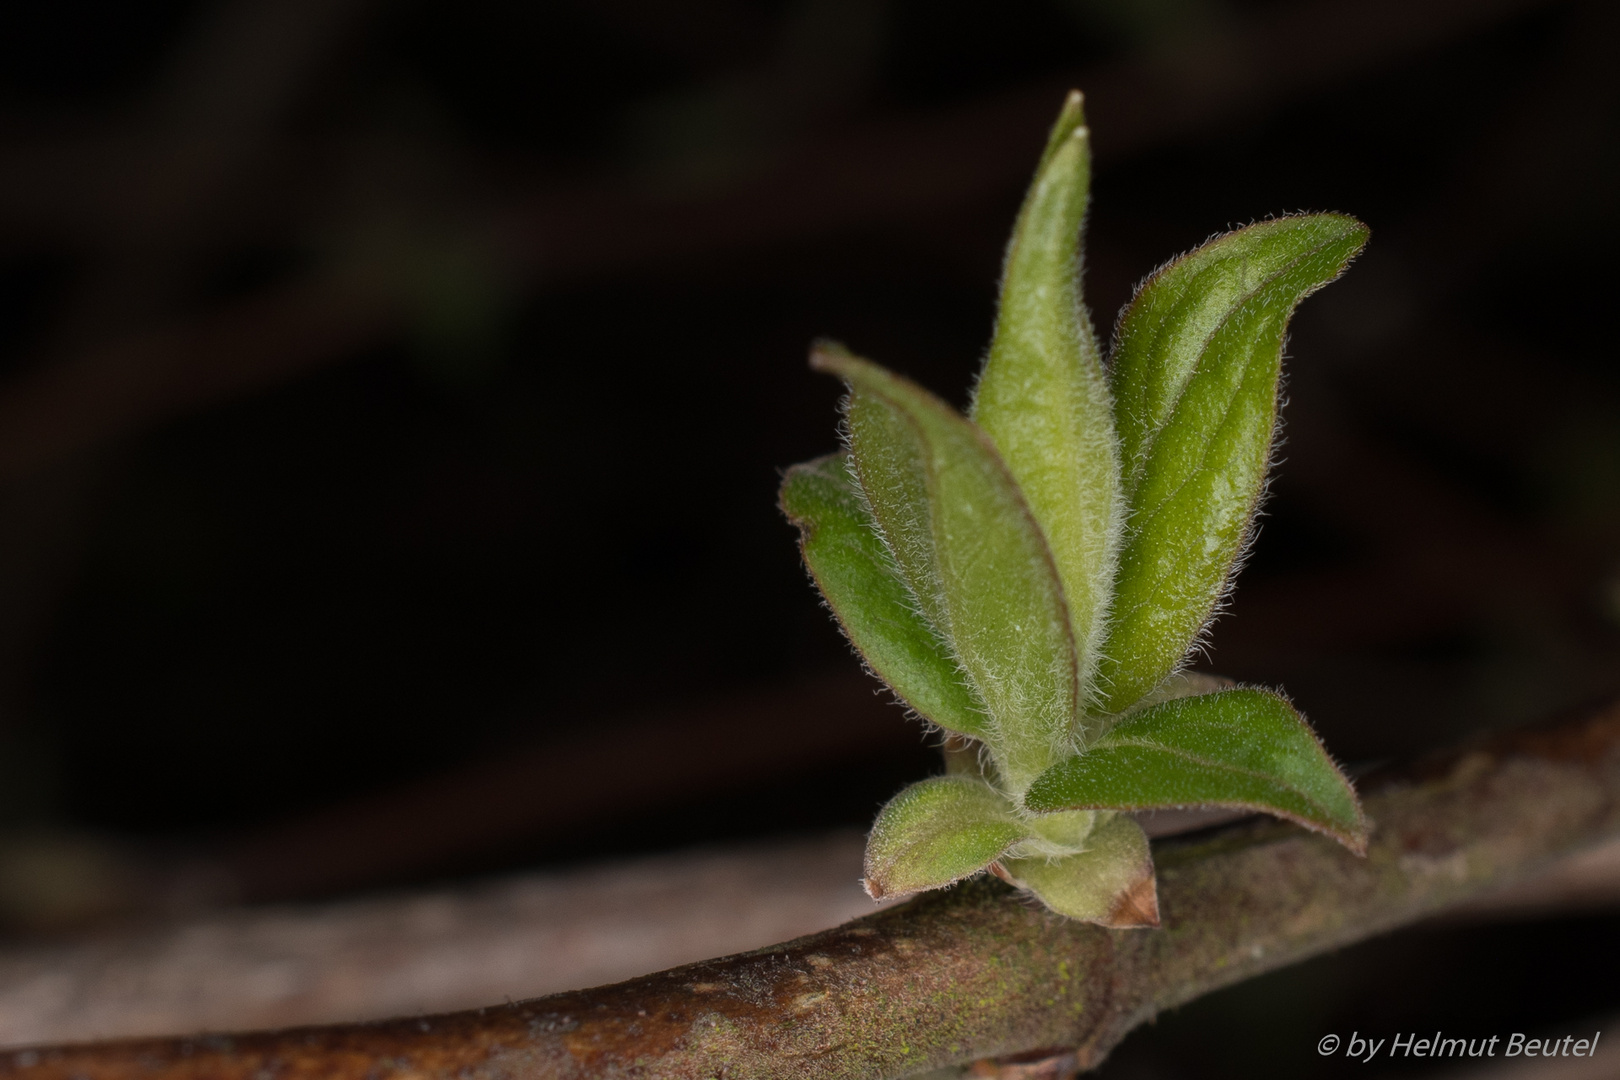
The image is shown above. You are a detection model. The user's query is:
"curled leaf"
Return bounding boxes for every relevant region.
[864,776,1028,900]
[1024,687,1367,853]
[1097,215,1369,714]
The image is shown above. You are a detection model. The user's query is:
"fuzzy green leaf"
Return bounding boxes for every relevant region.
[814,344,1079,793]
[996,812,1158,927]
[863,776,1028,900]
[1097,215,1368,713]
[1024,688,1367,852]
[779,453,989,738]
[972,92,1121,704]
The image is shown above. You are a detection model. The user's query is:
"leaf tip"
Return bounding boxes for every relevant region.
[1036,90,1090,168]
[1052,88,1086,136]
[1281,799,1370,858]
[1102,873,1160,929]
[1339,814,1371,858]
[808,338,854,375]
[1332,215,1370,258]
[860,845,899,901]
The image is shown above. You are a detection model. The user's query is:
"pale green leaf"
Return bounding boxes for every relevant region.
[813,343,1080,793]
[779,453,989,738]
[1097,215,1369,713]
[997,812,1158,927]
[1020,806,1097,856]
[863,776,1028,900]
[1024,688,1367,852]
[972,92,1121,701]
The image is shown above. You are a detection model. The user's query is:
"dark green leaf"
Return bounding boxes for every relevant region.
[780,453,989,738]
[1097,215,1368,714]
[1024,688,1367,853]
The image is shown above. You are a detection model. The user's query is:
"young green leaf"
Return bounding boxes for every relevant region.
[780,453,989,738]
[813,343,1079,793]
[1024,687,1367,853]
[1096,215,1369,714]
[996,812,1158,927]
[972,92,1121,700]
[863,775,1028,900]
[1020,806,1097,854]
[829,359,949,636]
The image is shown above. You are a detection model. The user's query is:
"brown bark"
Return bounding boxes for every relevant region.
[7,697,1620,1080]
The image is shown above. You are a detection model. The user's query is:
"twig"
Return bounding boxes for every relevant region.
[0,833,887,1050]
[8,696,1619,1079]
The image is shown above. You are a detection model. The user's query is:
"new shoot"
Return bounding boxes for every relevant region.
[781,91,1368,927]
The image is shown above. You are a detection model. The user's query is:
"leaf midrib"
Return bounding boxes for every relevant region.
[1087,731,1336,816]
[853,379,1082,767]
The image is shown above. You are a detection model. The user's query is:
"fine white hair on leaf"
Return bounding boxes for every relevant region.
[1105,210,1349,365]
[1102,217,1361,699]
[1171,385,1289,677]
[835,427,1000,747]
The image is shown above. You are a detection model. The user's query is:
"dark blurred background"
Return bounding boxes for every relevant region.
[0,0,1616,1068]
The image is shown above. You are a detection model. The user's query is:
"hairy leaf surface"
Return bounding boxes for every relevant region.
[863,776,1027,900]
[998,812,1158,927]
[972,91,1121,702]
[1024,688,1367,852]
[1097,216,1368,713]
[815,344,1079,792]
[780,453,989,738]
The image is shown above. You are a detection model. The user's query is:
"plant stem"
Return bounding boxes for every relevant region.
[9,698,1620,1080]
